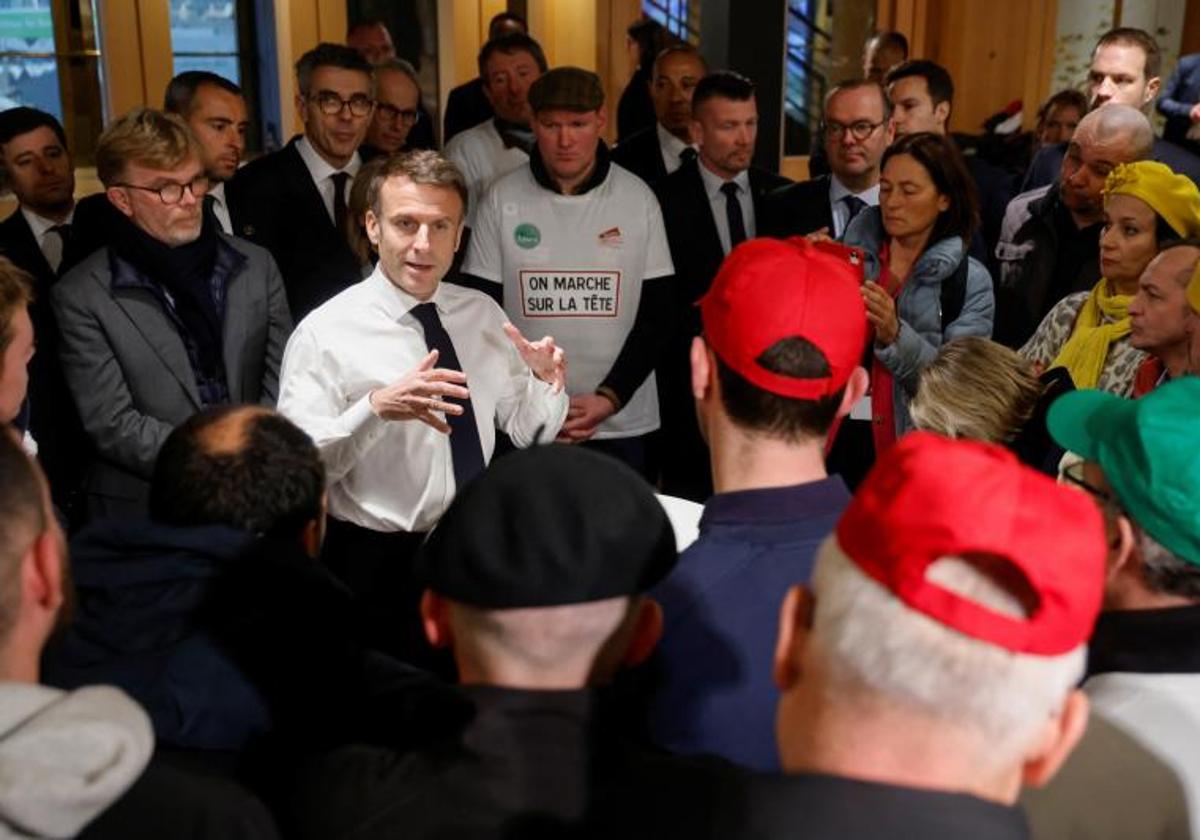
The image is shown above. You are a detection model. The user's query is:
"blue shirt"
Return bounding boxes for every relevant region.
[648,476,852,771]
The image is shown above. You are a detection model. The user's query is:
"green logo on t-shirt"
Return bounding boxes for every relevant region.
[514,223,541,249]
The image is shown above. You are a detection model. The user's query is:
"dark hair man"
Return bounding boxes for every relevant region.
[1023,28,1200,191]
[164,71,249,234]
[885,59,1018,272]
[1130,240,1200,394]
[612,44,708,188]
[361,58,422,159]
[0,108,88,510]
[739,431,1101,836]
[647,237,868,770]
[763,79,893,239]
[345,18,397,66]
[52,109,292,519]
[228,43,373,321]
[445,33,547,221]
[443,11,530,143]
[1026,377,1200,838]
[289,445,739,838]
[654,71,790,500]
[461,68,675,478]
[863,30,908,83]
[995,104,1154,347]
[1037,89,1088,149]
[278,150,567,663]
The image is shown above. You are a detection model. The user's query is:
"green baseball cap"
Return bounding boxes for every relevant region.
[1047,377,1200,566]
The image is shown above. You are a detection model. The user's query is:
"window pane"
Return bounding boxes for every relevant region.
[0,0,61,117]
[170,0,239,83]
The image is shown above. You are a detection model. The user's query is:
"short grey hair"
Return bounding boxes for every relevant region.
[810,539,1086,770]
[376,58,420,90]
[1135,522,1200,599]
[1076,103,1154,161]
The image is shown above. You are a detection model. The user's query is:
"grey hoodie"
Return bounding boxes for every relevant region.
[0,683,153,839]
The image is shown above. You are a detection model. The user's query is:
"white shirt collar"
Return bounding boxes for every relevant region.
[367,264,450,322]
[697,159,751,200]
[829,175,880,206]
[296,135,361,184]
[20,205,73,241]
[656,122,695,162]
[208,181,226,205]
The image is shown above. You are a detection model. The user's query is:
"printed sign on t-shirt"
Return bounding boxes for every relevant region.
[518,270,622,318]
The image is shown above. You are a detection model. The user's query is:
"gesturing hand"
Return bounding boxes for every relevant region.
[369,350,470,434]
[503,323,566,393]
[862,281,900,347]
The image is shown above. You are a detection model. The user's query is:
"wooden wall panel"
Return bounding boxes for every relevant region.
[99,0,172,120]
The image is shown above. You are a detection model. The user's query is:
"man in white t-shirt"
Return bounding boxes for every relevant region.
[461,67,675,477]
[444,33,547,224]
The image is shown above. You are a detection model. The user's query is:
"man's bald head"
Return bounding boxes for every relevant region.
[1074,103,1154,160]
[150,406,325,541]
[1156,241,1200,289]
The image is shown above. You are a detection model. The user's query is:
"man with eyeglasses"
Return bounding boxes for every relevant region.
[360,59,422,160]
[762,79,892,240]
[654,71,789,500]
[229,42,373,321]
[51,108,292,521]
[1020,377,1200,840]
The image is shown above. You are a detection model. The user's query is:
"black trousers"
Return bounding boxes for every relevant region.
[321,517,452,675]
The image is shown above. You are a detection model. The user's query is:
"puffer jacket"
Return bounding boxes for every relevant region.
[844,207,995,437]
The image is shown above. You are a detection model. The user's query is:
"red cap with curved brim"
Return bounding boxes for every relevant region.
[698,237,868,399]
[836,432,1107,656]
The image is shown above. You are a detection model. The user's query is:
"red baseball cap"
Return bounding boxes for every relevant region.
[699,237,868,399]
[836,432,1106,655]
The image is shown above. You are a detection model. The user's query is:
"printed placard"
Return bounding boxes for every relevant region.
[519,270,622,318]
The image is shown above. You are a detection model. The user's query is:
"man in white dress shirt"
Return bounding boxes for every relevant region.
[278,150,568,663]
[164,71,250,235]
[444,33,547,224]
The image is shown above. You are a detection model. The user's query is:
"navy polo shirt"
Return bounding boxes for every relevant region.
[648,476,852,771]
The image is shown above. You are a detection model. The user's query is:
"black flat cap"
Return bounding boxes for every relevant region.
[415,445,676,608]
[527,67,605,113]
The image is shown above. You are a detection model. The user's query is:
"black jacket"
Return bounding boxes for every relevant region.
[0,207,88,515]
[759,174,835,239]
[444,77,493,143]
[617,67,656,145]
[291,685,743,840]
[226,138,362,321]
[611,124,670,188]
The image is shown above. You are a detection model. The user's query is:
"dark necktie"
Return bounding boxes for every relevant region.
[721,181,747,249]
[680,147,698,164]
[49,222,71,246]
[409,302,486,490]
[331,171,351,232]
[842,194,867,227]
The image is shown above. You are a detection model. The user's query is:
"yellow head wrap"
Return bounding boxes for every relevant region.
[1103,161,1200,239]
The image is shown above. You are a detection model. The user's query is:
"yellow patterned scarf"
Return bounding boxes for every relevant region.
[1051,279,1133,389]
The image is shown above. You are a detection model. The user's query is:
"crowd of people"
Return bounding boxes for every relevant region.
[0,10,1198,838]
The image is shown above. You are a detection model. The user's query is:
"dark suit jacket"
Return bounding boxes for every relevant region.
[611,125,669,188]
[443,77,493,144]
[0,207,89,513]
[52,236,293,519]
[226,138,362,322]
[653,160,790,500]
[759,175,835,239]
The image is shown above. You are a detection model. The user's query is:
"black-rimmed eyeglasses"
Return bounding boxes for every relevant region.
[115,175,210,205]
[1061,460,1118,508]
[376,103,420,125]
[311,91,374,117]
[822,120,886,142]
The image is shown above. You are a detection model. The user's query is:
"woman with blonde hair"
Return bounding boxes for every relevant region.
[1021,160,1200,395]
[911,336,1072,474]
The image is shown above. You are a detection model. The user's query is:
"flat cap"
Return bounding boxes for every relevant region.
[415,445,676,608]
[527,66,605,113]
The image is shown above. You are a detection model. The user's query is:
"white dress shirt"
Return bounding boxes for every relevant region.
[277,268,568,533]
[697,163,755,255]
[207,181,233,234]
[829,176,880,239]
[20,206,73,272]
[657,123,697,176]
[295,136,360,225]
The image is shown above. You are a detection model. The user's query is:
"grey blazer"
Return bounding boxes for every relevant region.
[51,234,293,518]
